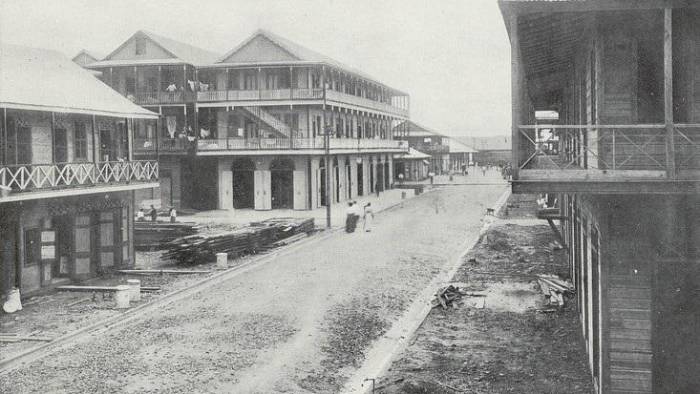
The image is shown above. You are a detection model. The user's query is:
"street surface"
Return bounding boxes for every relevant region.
[1,182,506,394]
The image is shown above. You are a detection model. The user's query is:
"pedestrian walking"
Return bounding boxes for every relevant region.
[398,172,404,185]
[149,204,158,222]
[375,181,380,197]
[363,202,374,232]
[345,201,359,233]
[428,170,435,184]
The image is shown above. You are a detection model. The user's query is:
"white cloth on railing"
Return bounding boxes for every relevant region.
[200,128,211,138]
[187,80,196,91]
[166,116,177,139]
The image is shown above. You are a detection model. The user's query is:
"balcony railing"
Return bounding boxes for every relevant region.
[131,91,195,104]
[515,124,700,180]
[196,137,408,152]
[133,138,192,154]
[0,160,159,193]
[195,88,408,117]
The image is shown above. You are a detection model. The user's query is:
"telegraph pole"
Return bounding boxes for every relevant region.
[323,83,331,228]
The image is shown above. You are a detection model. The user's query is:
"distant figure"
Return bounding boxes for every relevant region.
[375,182,380,197]
[397,172,404,184]
[136,208,145,222]
[363,203,374,232]
[149,205,158,222]
[345,202,358,233]
[169,207,177,223]
[428,171,435,185]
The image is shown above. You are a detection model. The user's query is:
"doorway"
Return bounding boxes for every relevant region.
[376,159,384,192]
[320,159,327,207]
[270,157,294,209]
[54,216,72,279]
[357,163,364,196]
[345,158,352,200]
[232,158,255,209]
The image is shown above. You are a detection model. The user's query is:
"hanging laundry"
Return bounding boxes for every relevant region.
[166,116,177,139]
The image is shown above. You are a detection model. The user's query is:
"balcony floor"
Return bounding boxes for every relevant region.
[0,181,159,204]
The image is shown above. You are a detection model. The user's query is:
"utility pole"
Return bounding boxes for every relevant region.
[323,82,332,228]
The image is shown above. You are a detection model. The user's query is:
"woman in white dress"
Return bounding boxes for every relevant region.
[363,203,374,232]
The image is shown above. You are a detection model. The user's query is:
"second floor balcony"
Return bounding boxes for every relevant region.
[514,124,700,193]
[131,91,195,105]
[195,137,408,154]
[0,160,159,202]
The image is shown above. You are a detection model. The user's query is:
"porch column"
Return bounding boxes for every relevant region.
[510,14,521,180]
[664,8,676,178]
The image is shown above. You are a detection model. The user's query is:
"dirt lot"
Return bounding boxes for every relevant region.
[377,221,594,394]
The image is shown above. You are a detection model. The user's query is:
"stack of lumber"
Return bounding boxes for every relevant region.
[537,275,575,307]
[163,218,314,265]
[134,221,199,250]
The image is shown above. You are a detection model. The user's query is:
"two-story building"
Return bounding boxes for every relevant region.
[394,120,450,174]
[84,29,410,211]
[1,43,159,296]
[501,0,700,392]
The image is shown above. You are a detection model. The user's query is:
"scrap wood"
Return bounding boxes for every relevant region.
[116,269,210,275]
[431,285,469,309]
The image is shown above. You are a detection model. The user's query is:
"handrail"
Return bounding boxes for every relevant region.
[196,137,406,152]
[0,160,159,192]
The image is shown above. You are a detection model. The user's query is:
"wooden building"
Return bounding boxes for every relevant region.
[0,43,159,296]
[394,120,450,174]
[83,29,409,211]
[393,148,431,181]
[448,140,477,172]
[500,1,700,393]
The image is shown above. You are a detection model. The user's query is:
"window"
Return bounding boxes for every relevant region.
[135,37,146,55]
[244,72,256,90]
[24,228,41,266]
[74,122,88,160]
[54,128,68,163]
[6,121,32,165]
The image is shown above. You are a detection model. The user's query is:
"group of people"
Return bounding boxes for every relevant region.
[345,201,374,233]
[136,205,177,223]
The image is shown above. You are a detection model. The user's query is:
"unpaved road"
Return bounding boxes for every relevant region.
[0,184,506,394]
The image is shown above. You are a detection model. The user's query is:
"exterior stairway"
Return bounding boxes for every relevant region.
[239,106,291,138]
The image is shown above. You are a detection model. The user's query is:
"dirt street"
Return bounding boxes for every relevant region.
[377,217,594,393]
[0,184,506,394]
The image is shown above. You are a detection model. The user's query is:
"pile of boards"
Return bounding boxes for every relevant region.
[163,217,314,265]
[537,274,575,307]
[134,221,199,250]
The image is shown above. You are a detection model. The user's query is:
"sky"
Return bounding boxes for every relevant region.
[0,0,511,137]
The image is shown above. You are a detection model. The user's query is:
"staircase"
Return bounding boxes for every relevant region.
[239,106,291,138]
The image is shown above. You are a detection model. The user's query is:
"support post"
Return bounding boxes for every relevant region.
[92,115,98,163]
[510,14,521,180]
[323,82,331,229]
[3,108,7,164]
[664,8,676,178]
[50,112,56,163]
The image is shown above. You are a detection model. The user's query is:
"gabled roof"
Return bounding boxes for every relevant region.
[449,139,478,154]
[91,30,219,68]
[393,120,448,138]
[0,43,157,119]
[72,49,104,65]
[395,147,432,160]
[215,29,408,95]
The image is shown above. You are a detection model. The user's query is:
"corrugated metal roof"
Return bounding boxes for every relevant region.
[0,43,157,119]
[215,29,408,95]
[394,147,432,160]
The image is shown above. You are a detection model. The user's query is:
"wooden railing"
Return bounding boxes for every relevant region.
[0,160,159,193]
[196,88,324,102]
[133,138,191,153]
[196,137,407,152]
[325,90,409,117]
[515,124,700,179]
[132,91,195,104]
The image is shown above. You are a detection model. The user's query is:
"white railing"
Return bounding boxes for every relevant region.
[196,88,323,102]
[196,137,407,152]
[0,160,159,192]
[325,90,409,117]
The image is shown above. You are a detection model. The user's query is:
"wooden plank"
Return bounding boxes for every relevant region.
[610,368,652,392]
[664,7,676,178]
[511,13,521,180]
[609,287,651,299]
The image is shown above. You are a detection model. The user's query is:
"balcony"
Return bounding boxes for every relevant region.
[513,124,700,193]
[196,88,409,117]
[0,160,159,202]
[133,138,192,155]
[195,137,408,153]
[131,91,196,105]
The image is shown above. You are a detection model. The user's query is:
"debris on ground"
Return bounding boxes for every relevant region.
[162,218,314,265]
[430,285,473,309]
[536,274,575,307]
[134,221,199,250]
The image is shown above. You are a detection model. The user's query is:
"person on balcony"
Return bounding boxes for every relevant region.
[149,205,158,222]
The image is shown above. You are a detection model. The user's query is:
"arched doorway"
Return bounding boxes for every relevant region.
[320,159,327,207]
[232,158,255,209]
[376,157,384,192]
[270,157,295,209]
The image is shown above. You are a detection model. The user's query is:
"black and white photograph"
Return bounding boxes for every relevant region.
[0,0,698,393]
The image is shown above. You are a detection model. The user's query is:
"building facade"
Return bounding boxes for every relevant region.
[394,121,450,174]
[83,30,410,211]
[501,1,700,392]
[1,44,159,296]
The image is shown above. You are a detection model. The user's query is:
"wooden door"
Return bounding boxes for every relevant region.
[293,170,306,210]
[0,221,18,294]
[54,128,68,163]
[98,211,115,268]
[39,230,56,285]
[119,206,129,266]
[73,214,92,277]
